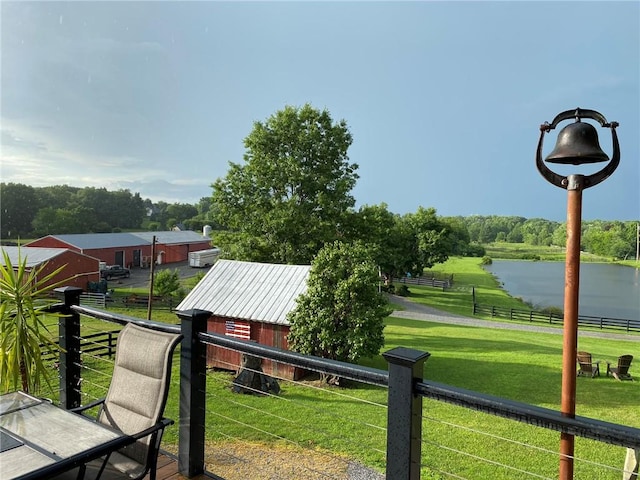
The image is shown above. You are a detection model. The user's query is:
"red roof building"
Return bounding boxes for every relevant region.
[1,246,100,290]
[26,231,212,268]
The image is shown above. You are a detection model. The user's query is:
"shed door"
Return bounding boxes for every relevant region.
[115,250,124,267]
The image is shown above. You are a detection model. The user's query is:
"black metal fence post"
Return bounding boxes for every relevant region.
[383,347,431,480]
[55,286,83,410]
[177,309,210,477]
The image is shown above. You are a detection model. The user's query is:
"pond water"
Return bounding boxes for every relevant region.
[483,260,640,321]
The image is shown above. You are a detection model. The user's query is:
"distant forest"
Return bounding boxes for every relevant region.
[1,183,637,260]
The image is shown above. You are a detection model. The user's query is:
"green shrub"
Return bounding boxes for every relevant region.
[396,285,410,297]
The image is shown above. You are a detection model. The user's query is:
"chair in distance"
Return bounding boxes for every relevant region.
[606,354,633,381]
[576,351,600,378]
[54,322,182,480]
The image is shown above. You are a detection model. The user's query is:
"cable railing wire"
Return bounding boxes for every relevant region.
[208,356,388,448]
[206,365,385,443]
[203,426,348,480]
[421,437,555,480]
[204,409,345,479]
[422,412,624,475]
[203,358,387,476]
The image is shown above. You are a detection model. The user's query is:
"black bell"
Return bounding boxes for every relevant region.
[545,121,609,165]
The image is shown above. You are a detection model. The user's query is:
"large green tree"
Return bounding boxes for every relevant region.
[0,183,40,238]
[211,104,358,264]
[286,241,389,368]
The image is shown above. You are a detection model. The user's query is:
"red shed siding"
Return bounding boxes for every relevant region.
[206,316,303,380]
[31,251,100,290]
[27,237,77,251]
[82,247,150,268]
[157,241,210,264]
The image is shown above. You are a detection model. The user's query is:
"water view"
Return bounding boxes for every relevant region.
[483,260,640,321]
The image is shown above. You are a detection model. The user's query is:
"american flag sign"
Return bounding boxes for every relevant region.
[225,320,251,340]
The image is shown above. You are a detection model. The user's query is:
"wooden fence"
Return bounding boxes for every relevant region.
[41,329,120,363]
[392,275,453,290]
[472,303,640,333]
[78,293,174,311]
[79,292,106,308]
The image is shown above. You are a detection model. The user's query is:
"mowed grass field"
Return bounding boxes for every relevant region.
[70,254,639,479]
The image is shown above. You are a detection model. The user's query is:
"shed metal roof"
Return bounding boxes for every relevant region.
[130,231,209,245]
[1,246,75,267]
[177,260,311,325]
[32,233,147,249]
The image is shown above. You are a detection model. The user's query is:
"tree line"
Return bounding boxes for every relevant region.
[457,215,638,260]
[0,183,215,238]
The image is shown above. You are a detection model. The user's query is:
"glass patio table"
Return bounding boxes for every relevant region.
[0,391,130,480]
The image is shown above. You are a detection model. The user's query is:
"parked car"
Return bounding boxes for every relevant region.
[100,265,131,280]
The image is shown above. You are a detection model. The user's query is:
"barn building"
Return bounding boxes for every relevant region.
[25,231,212,268]
[0,246,100,290]
[176,259,311,380]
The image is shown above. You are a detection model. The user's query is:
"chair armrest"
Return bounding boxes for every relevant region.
[129,417,175,441]
[71,398,105,414]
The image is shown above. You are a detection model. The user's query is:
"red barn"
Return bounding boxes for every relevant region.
[25,231,211,268]
[176,259,311,380]
[1,246,100,290]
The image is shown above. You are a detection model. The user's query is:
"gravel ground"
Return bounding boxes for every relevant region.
[201,441,385,480]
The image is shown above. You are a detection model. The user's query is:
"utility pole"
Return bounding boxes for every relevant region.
[147,235,156,321]
[636,223,640,262]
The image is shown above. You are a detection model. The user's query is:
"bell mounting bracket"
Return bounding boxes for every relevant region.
[536,108,620,190]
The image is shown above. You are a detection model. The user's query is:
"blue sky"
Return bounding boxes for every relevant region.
[1,1,638,222]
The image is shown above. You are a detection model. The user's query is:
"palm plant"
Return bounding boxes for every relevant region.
[0,248,70,394]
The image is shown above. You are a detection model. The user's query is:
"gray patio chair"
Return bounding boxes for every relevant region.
[53,322,182,480]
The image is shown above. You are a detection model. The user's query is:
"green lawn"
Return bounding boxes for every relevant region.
[417,256,545,317]
[153,316,638,480]
[55,255,639,479]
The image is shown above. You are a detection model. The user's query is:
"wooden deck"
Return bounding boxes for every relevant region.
[149,454,214,480]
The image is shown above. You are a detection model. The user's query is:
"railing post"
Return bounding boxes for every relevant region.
[55,286,83,410]
[383,347,431,480]
[177,309,210,477]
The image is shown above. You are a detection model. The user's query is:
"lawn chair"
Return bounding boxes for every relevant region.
[53,322,182,480]
[606,354,633,381]
[576,351,600,378]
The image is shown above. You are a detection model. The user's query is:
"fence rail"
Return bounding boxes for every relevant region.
[41,329,119,363]
[79,292,106,308]
[472,303,640,333]
[392,275,453,289]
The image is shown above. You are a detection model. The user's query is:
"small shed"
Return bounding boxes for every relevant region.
[0,246,100,290]
[176,259,311,380]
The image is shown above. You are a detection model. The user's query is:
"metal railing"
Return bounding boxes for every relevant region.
[50,286,640,479]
